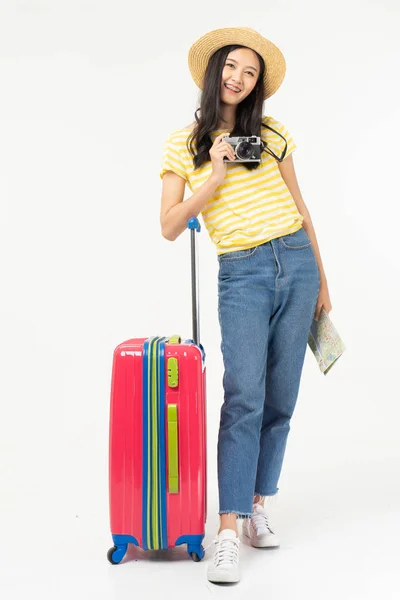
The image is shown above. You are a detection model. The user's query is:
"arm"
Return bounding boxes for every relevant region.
[278,154,327,285]
[160,171,222,241]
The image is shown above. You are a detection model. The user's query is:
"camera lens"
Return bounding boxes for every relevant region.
[236,141,254,160]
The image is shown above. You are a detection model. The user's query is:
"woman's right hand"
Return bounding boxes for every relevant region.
[209,133,236,182]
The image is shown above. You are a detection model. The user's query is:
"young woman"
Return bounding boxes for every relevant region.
[159,27,332,584]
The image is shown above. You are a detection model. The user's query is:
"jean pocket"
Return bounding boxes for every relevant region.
[218,246,259,262]
[279,227,311,250]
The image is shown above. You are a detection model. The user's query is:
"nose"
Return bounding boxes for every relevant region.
[231,73,242,84]
[231,73,243,87]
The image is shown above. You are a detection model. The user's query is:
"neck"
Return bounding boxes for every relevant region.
[217,104,237,129]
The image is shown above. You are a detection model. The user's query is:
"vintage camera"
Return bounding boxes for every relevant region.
[222,135,262,162]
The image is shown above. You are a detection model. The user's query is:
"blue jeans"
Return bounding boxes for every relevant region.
[217,226,320,518]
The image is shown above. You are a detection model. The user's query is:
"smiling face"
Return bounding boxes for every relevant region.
[220,47,261,104]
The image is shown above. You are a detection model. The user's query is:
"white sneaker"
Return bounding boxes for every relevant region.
[206,529,240,583]
[242,503,280,548]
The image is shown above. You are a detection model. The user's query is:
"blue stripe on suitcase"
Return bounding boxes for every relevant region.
[158,338,168,549]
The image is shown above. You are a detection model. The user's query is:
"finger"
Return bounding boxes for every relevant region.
[218,145,234,157]
[216,141,231,151]
[314,305,322,321]
[220,144,235,159]
[216,148,233,161]
[215,133,229,143]
[224,142,235,158]
[222,142,234,153]
[221,150,235,161]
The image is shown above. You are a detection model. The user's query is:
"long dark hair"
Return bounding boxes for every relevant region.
[187,44,266,172]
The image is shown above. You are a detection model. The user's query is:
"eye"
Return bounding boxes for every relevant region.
[225,63,254,76]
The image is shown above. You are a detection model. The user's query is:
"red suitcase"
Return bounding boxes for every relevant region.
[107,218,207,563]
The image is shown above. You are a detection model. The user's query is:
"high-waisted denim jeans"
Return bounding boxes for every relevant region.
[217,226,320,518]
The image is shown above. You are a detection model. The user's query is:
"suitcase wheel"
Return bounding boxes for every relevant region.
[107,544,127,564]
[188,545,205,562]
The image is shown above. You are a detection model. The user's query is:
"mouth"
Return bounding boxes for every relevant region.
[224,83,241,94]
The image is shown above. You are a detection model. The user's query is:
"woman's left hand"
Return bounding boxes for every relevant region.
[314,279,332,320]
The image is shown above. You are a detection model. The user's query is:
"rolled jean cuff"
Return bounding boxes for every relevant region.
[254,488,279,498]
[218,510,253,520]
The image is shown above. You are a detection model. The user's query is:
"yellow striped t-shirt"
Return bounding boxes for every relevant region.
[159,115,304,255]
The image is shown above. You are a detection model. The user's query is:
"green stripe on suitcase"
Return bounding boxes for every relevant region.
[146,337,154,549]
[144,336,169,550]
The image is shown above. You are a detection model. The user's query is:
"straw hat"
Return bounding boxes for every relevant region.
[188,27,286,100]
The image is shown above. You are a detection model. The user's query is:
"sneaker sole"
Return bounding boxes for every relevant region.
[249,537,280,548]
[207,569,240,583]
[242,528,280,548]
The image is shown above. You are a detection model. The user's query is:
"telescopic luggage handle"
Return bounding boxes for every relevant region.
[187,217,201,347]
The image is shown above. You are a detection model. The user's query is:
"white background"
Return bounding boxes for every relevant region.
[0,1,399,598]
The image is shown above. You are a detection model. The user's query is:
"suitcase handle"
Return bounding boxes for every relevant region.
[188,217,201,347]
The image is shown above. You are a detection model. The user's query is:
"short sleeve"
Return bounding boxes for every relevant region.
[262,116,297,160]
[159,132,188,181]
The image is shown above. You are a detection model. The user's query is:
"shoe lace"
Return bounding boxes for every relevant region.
[252,510,273,535]
[205,536,240,566]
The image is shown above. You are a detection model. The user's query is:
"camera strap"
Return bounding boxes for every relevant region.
[260,123,288,162]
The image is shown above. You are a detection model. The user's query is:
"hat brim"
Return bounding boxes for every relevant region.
[188,27,286,101]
